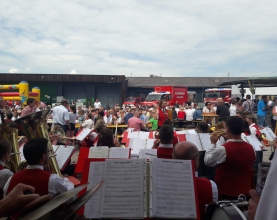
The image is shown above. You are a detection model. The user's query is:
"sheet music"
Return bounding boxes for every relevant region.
[19,143,25,162]
[186,129,197,134]
[176,130,186,135]
[88,147,109,158]
[245,135,262,151]
[145,139,155,149]
[139,149,157,159]
[198,133,211,151]
[109,148,130,158]
[138,131,150,139]
[185,134,203,151]
[265,127,276,140]
[84,162,105,218]
[150,158,197,219]
[75,128,92,141]
[52,145,75,170]
[128,131,139,138]
[129,138,146,155]
[100,159,145,218]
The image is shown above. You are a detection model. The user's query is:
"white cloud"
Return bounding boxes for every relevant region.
[0,0,277,77]
[9,68,18,73]
[26,67,31,72]
[70,68,77,74]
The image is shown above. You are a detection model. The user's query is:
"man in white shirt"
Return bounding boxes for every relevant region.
[94,99,101,109]
[52,99,70,133]
[184,106,195,121]
[4,138,73,197]
[104,110,112,125]
[82,113,94,129]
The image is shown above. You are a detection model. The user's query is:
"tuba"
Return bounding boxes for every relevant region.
[11,110,62,177]
[0,124,21,173]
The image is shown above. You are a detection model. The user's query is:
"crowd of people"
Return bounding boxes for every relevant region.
[1,94,277,219]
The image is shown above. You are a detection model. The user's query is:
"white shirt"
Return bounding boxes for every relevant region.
[0,161,13,190]
[229,105,237,116]
[202,106,214,113]
[184,109,195,121]
[94,101,101,109]
[69,112,78,123]
[3,165,74,197]
[204,139,256,167]
[104,115,112,124]
[249,123,258,136]
[82,119,94,129]
[52,105,69,125]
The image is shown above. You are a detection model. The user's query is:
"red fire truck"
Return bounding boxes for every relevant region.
[204,88,232,104]
[142,86,188,107]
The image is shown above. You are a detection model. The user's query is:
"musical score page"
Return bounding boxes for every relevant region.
[84,161,105,218]
[150,158,197,219]
[265,127,276,139]
[88,147,109,158]
[198,133,211,151]
[138,132,150,139]
[185,134,203,151]
[245,135,262,151]
[75,128,92,141]
[128,131,139,138]
[19,143,25,162]
[52,145,75,170]
[100,159,145,218]
[109,147,130,158]
[145,139,155,149]
[139,149,157,159]
[129,138,146,155]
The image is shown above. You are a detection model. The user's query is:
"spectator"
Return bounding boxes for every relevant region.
[82,113,94,129]
[242,94,255,115]
[20,98,36,117]
[127,110,146,131]
[124,108,135,124]
[184,106,195,121]
[93,98,101,109]
[104,110,112,125]
[216,99,230,121]
[257,95,269,127]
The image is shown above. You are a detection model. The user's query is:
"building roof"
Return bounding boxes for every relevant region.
[127,77,246,88]
[218,77,277,87]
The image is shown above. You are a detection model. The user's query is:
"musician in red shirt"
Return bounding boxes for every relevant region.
[4,138,73,197]
[155,100,168,128]
[173,141,217,220]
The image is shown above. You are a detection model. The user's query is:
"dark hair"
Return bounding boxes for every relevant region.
[226,116,243,135]
[98,111,104,117]
[236,111,244,118]
[222,116,229,123]
[261,95,267,100]
[242,120,251,134]
[163,119,171,125]
[6,112,13,119]
[205,102,211,106]
[23,138,48,165]
[27,98,35,105]
[246,95,251,99]
[87,113,92,119]
[70,105,76,114]
[61,99,68,105]
[0,140,12,159]
[95,119,106,132]
[97,128,114,148]
[159,125,174,144]
[198,122,209,133]
[246,114,257,124]
[231,99,237,104]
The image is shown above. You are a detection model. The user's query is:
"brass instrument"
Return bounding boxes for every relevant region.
[258,133,274,145]
[0,124,21,173]
[11,110,62,177]
[51,125,67,144]
[212,129,226,139]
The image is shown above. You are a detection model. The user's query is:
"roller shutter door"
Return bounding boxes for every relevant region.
[96,86,121,108]
[63,85,86,99]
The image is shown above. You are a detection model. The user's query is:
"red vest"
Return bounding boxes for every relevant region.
[6,169,51,196]
[252,124,261,136]
[158,108,168,127]
[215,141,256,184]
[157,147,173,159]
[195,178,213,220]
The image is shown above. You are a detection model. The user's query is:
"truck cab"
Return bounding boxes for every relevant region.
[123,97,142,108]
[204,88,231,104]
[143,92,172,107]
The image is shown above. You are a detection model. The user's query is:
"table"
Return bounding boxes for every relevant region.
[107,125,128,128]
[202,113,219,126]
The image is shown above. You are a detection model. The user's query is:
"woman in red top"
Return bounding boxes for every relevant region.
[155,100,168,128]
[177,107,186,128]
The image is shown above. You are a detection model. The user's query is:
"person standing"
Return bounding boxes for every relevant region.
[257,95,269,127]
[242,94,255,116]
[67,105,78,138]
[0,97,5,124]
[52,99,70,133]
[216,99,230,121]
[20,98,36,117]
[94,99,101,109]
[127,110,146,131]
[155,100,168,128]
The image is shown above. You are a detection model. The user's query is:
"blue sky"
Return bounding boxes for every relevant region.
[0,0,277,77]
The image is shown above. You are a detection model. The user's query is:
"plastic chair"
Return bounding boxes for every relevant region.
[218,170,254,199]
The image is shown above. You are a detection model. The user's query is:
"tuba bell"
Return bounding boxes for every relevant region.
[0,124,21,173]
[258,133,274,145]
[11,110,62,177]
